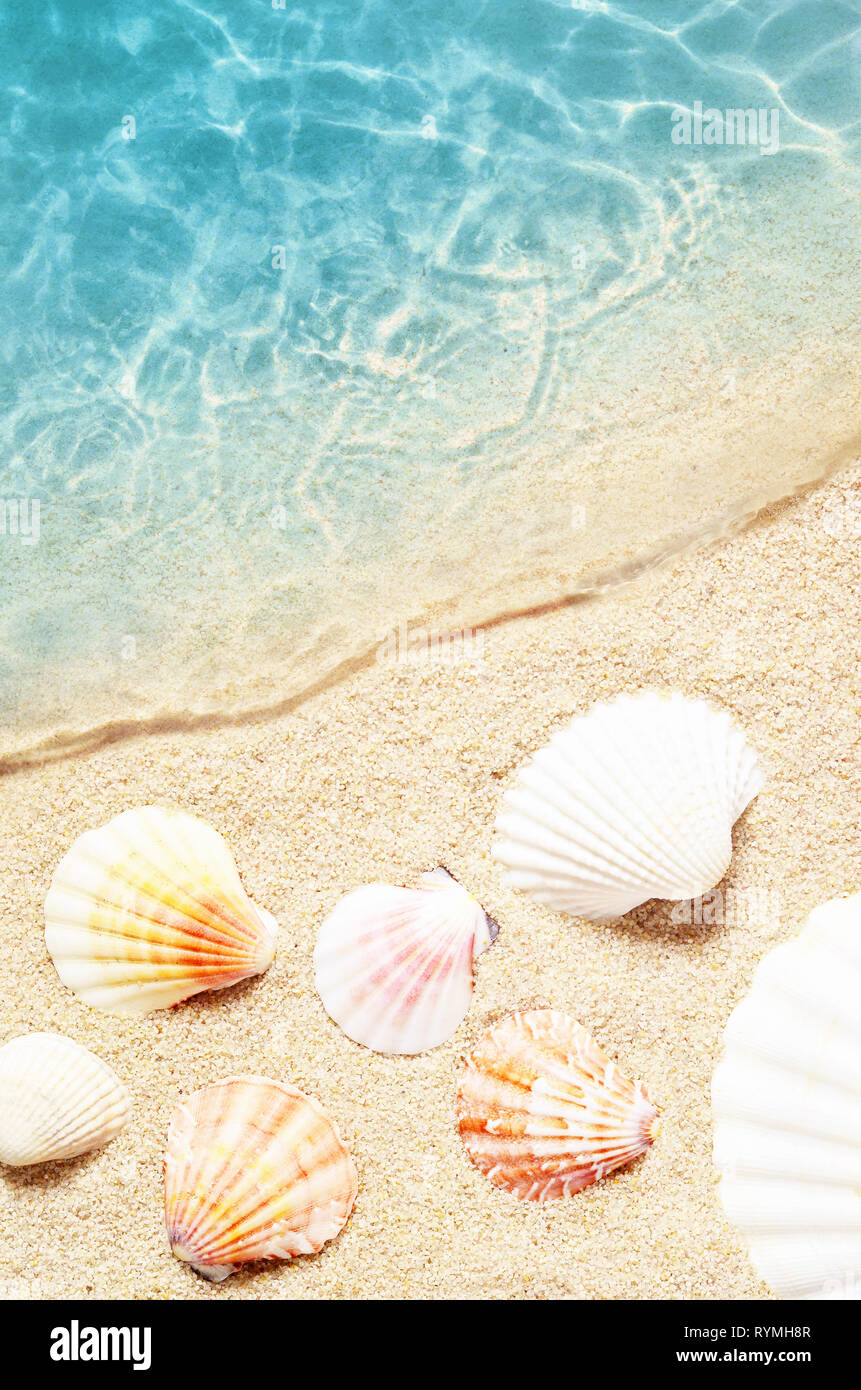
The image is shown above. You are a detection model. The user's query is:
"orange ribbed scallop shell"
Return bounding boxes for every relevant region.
[457,1010,661,1200]
[164,1076,357,1281]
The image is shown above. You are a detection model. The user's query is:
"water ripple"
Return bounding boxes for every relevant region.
[0,0,859,746]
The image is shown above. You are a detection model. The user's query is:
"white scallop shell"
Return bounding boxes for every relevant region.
[712,892,861,1299]
[313,867,498,1054]
[493,690,762,920]
[0,1032,130,1166]
[45,805,277,1016]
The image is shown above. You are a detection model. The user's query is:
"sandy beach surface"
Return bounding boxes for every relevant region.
[1,460,859,1301]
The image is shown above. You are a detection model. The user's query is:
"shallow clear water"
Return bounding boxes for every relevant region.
[2,0,860,752]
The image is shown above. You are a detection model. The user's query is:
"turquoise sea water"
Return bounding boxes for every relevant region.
[2,0,860,750]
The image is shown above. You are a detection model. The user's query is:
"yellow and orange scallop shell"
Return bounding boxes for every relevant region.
[45,806,277,1016]
[164,1075,357,1281]
[457,1009,661,1200]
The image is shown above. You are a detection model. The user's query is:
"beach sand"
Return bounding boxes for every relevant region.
[1,460,859,1301]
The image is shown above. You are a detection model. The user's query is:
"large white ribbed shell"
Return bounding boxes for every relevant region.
[45,806,278,1016]
[713,892,861,1299]
[313,867,498,1055]
[457,1009,661,1200]
[164,1076,358,1281]
[493,690,762,920]
[0,1033,130,1166]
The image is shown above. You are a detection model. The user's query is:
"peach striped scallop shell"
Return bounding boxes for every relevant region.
[164,1076,357,1281]
[457,1010,661,1200]
[45,806,277,1015]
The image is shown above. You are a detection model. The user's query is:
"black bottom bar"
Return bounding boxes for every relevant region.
[0,1297,850,1376]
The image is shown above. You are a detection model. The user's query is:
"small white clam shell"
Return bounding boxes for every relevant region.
[712,892,861,1299]
[313,867,498,1055]
[0,1033,130,1167]
[493,690,762,920]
